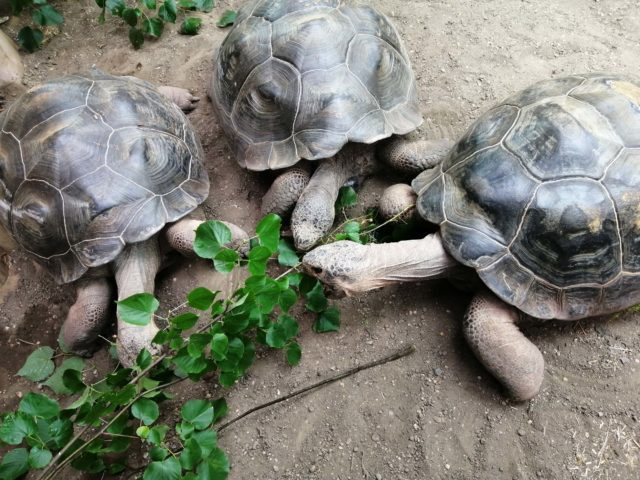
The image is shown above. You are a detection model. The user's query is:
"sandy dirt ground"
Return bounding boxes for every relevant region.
[1,0,640,479]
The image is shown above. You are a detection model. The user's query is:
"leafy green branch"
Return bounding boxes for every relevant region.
[9,0,64,52]
[326,186,417,245]
[0,214,340,480]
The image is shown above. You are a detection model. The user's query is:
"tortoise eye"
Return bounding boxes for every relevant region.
[311,266,323,275]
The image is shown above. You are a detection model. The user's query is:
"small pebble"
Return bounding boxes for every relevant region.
[372,433,380,442]
[376,474,382,480]
[517,429,526,436]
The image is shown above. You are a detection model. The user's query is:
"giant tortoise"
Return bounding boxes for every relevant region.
[0,68,244,366]
[302,73,640,400]
[210,0,452,250]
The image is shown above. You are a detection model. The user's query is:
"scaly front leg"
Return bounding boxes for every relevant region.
[114,237,161,367]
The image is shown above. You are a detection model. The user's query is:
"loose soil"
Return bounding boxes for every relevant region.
[1,1,639,479]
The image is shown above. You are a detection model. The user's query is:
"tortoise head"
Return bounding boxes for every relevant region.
[302,241,393,296]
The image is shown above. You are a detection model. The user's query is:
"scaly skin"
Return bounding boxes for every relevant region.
[292,144,376,251]
[114,238,162,367]
[59,277,113,356]
[463,291,545,400]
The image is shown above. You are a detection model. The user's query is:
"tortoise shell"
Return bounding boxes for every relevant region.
[415,74,640,320]
[0,70,209,284]
[211,0,422,171]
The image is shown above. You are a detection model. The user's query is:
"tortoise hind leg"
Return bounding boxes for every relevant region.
[379,137,453,175]
[58,277,114,356]
[463,290,545,401]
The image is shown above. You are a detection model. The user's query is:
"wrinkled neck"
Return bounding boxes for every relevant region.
[364,234,459,284]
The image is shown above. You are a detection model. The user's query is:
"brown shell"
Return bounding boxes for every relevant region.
[211,0,422,171]
[415,73,640,320]
[0,70,209,284]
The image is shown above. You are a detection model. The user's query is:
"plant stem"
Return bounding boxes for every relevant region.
[39,378,184,480]
[216,344,416,432]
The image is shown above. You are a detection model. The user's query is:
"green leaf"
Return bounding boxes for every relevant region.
[122,7,140,27]
[158,0,178,23]
[106,0,126,15]
[129,26,145,49]
[180,17,202,35]
[32,5,64,26]
[278,288,297,313]
[136,425,149,439]
[196,448,230,479]
[216,9,237,28]
[143,0,156,8]
[265,324,286,349]
[147,425,169,445]
[61,369,85,394]
[265,316,298,349]
[28,446,52,469]
[116,293,159,326]
[106,368,134,387]
[149,446,169,461]
[42,356,84,394]
[279,314,299,339]
[172,349,208,376]
[218,370,239,387]
[277,239,299,267]
[237,338,256,374]
[187,333,212,358]
[143,456,181,480]
[142,17,165,38]
[191,429,217,455]
[305,281,328,312]
[0,413,36,445]
[313,306,341,333]
[213,248,239,273]
[17,346,55,382]
[335,186,357,210]
[212,398,228,423]
[0,448,29,480]
[256,214,281,252]
[47,418,73,449]
[19,393,60,419]
[71,452,105,473]
[194,0,213,12]
[179,438,202,469]
[248,245,271,276]
[286,342,302,366]
[136,348,153,370]
[194,221,232,259]
[178,0,196,9]
[131,398,160,425]
[210,333,228,361]
[175,420,194,440]
[188,287,218,310]
[171,312,199,330]
[103,384,136,406]
[181,400,213,430]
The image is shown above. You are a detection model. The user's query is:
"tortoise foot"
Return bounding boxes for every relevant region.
[59,278,113,356]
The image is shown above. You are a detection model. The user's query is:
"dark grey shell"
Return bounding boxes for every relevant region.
[0,70,209,284]
[415,74,640,320]
[211,0,422,171]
